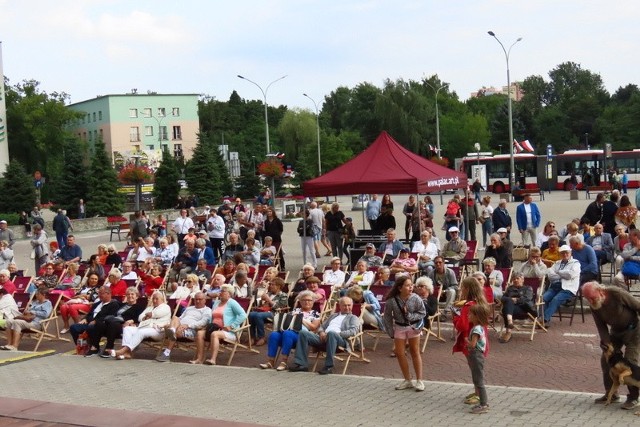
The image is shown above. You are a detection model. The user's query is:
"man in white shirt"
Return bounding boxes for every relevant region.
[290,297,360,375]
[120,262,139,280]
[173,209,195,248]
[206,210,226,261]
[322,257,346,287]
[412,230,439,275]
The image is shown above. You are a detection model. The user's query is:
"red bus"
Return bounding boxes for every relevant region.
[456,149,640,193]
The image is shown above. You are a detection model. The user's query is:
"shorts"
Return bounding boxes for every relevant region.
[182,328,196,339]
[393,325,422,340]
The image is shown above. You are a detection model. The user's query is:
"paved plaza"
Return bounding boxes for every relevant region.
[1,190,638,425]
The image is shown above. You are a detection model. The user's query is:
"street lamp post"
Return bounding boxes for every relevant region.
[131,154,142,212]
[424,82,448,159]
[237,74,287,155]
[238,74,287,207]
[303,93,322,175]
[488,31,522,193]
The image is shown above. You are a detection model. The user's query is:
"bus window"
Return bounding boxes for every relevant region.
[615,158,637,173]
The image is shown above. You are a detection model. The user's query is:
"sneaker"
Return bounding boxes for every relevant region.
[318,366,333,375]
[414,380,425,392]
[155,352,170,362]
[470,404,489,414]
[395,379,414,390]
[84,348,100,357]
[99,350,113,359]
[464,395,480,405]
[594,394,621,404]
[621,399,639,410]
[465,392,477,399]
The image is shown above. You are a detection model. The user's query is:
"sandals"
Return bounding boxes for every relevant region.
[204,359,216,365]
[259,362,274,370]
[189,360,202,365]
[276,362,288,371]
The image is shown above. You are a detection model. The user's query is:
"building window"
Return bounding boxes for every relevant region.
[145,126,154,137]
[172,107,180,116]
[158,107,166,117]
[133,145,140,151]
[129,108,138,118]
[98,111,103,120]
[94,130,98,140]
[172,126,182,140]
[143,108,152,118]
[174,144,183,160]
[159,126,168,141]
[92,112,96,122]
[147,145,155,150]
[88,132,92,141]
[130,126,140,142]
[83,132,87,141]
[99,129,103,140]
[162,144,168,152]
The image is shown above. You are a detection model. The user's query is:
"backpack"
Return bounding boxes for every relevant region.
[446,201,460,218]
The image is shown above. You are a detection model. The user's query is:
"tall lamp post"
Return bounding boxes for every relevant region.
[424,82,448,159]
[488,31,522,192]
[303,93,322,175]
[238,74,287,207]
[237,74,287,155]
[131,154,142,212]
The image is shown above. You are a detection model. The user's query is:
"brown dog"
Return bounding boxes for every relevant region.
[603,343,640,413]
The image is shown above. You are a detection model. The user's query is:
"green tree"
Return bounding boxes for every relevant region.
[0,160,36,214]
[153,148,181,209]
[277,109,316,163]
[54,138,88,217]
[86,141,125,216]
[4,79,83,200]
[184,135,233,204]
[234,160,261,199]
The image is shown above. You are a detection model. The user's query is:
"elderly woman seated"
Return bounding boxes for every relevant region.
[248,277,288,346]
[1,288,52,351]
[305,276,326,305]
[108,291,171,360]
[372,267,393,287]
[259,290,321,371]
[192,284,247,365]
[51,262,82,298]
[29,262,58,292]
[289,264,316,307]
[413,276,438,329]
[346,286,383,330]
[484,233,510,268]
[390,249,419,276]
[519,247,548,278]
[482,257,504,300]
[498,272,537,343]
[169,273,200,309]
[343,260,375,292]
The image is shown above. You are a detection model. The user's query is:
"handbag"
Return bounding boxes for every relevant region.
[512,246,529,262]
[273,312,303,332]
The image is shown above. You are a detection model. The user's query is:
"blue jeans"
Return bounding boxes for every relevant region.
[293,330,347,369]
[543,281,575,322]
[248,311,273,340]
[70,323,94,345]
[56,231,68,250]
[267,330,299,358]
[481,219,493,247]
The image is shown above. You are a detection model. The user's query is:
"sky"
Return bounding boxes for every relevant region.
[1,0,639,110]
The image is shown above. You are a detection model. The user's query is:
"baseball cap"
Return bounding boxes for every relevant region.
[559,245,572,252]
[345,217,353,222]
[399,248,410,253]
[496,228,508,233]
[448,226,459,233]
[0,220,6,224]
[198,230,207,235]
[365,243,375,249]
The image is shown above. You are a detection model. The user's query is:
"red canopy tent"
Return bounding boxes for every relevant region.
[303,131,468,196]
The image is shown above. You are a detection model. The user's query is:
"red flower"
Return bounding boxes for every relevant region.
[258,159,285,178]
[118,165,155,184]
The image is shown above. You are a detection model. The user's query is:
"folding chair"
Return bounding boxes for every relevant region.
[23,292,68,350]
[310,306,370,375]
[13,276,33,294]
[421,286,446,353]
[220,296,260,365]
[351,302,385,351]
[499,277,547,340]
[368,285,389,313]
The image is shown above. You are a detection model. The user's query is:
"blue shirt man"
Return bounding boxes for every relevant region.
[568,234,599,284]
[366,194,381,231]
[59,235,82,264]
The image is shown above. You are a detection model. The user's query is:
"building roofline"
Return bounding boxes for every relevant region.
[68,93,200,107]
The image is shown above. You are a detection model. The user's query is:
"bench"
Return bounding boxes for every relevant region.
[512,188,544,202]
[585,184,612,199]
[109,223,131,241]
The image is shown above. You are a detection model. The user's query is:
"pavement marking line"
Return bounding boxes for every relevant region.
[563,333,597,338]
[0,350,55,366]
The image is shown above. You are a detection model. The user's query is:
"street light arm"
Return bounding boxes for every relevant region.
[237,75,266,100]
[303,93,319,113]
[265,75,287,98]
